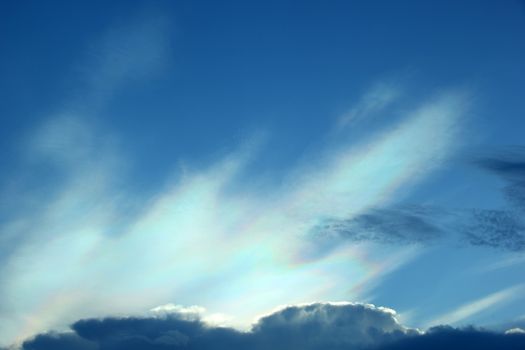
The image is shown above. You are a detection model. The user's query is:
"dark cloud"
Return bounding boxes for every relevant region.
[374,325,525,350]
[316,205,525,252]
[312,206,444,245]
[24,314,248,350]
[457,148,525,251]
[309,147,525,252]
[20,303,414,350]
[18,303,525,350]
[22,332,97,350]
[310,147,525,252]
[476,147,525,213]
[476,148,525,179]
[461,209,525,252]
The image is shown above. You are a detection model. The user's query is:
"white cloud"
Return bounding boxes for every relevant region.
[426,283,525,327]
[505,327,525,334]
[0,86,469,346]
[250,302,419,349]
[150,304,206,316]
[337,81,402,129]
[481,254,525,272]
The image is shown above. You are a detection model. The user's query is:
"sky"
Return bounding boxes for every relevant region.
[1,1,525,349]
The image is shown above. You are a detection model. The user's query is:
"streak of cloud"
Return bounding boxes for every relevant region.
[337,81,403,129]
[425,284,525,328]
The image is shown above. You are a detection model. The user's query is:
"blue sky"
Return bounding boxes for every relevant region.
[1,1,525,348]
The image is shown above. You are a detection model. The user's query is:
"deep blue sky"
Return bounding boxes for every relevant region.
[2,1,524,183]
[1,0,525,347]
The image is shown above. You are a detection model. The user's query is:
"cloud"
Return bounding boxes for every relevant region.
[0,4,471,340]
[251,302,417,350]
[505,327,525,335]
[475,147,525,212]
[22,332,97,350]
[18,302,525,350]
[299,146,525,253]
[149,304,231,326]
[20,302,414,350]
[0,84,469,345]
[377,325,525,350]
[310,206,445,246]
[426,284,525,327]
[337,81,403,129]
[310,204,525,253]
[149,304,206,319]
[452,148,525,251]
[461,209,525,251]
[77,12,171,105]
[480,254,525,272]
[0,11,172,344]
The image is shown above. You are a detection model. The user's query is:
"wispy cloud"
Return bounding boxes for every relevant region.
[481,254,525,272]
[475,147,525,213]
[310,206,445,246]
[78,13,171,106]
[0,11,473,345]
[0,84,468,345]
[426,284,525,327]
[462,209,525,251]
[337,81,403,129]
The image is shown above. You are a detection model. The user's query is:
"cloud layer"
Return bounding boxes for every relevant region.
[18,302,525,350]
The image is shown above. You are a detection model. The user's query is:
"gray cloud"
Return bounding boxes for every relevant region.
[459,148,525,251]
[375,325,525,350]
[21,303,413,350]
[476,147,525,213]
[308,147,525,252]
[22,332,97,350]
[461,209,525,252]
[18,302,525,350]
[311,205,525,252]
[312,206,445,246]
